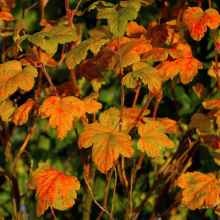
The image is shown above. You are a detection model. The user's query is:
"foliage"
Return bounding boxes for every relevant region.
[0,0,220,220]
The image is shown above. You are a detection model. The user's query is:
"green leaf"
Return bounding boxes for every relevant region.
[97,0,141,37]
[65,38,109,69]
[28,23,77,55]
[122,62,161,93]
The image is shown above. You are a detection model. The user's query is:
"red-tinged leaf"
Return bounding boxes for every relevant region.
[13,99,35,125]
[39,96,85,139]
[176,57,203,84]
[0,11,14,21]
[29,165,80,216]
[203,8,220,29]
[183,7,206,41]
[176,172,220,210]
[203,98,220,110]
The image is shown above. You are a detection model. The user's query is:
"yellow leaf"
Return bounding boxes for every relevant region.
[176,172,220,210]
[157,117,179,133]
[13,99,35,126]
[0,99,15,122]
[0,60,38,102]
[78,108,134,173]
[83,96,102,114]
[138,119,174,157]
[39,96,85,139]
[29,165,80,216]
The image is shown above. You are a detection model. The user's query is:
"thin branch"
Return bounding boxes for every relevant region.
[110,167,117,217]
[97,170,113,220]
[41,65,57,94]
[83,174,112,219]
[12,126,35,170]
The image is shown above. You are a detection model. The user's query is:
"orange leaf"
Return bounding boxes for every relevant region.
[176,57,203,84]
[157,60,179,81]
[126,21,146,37]
[203,8,220,29]
[13,99,35,125]
[176,172,220,210]
[138,119,174,157]
[29,165,80,216]
[0,11,14,21]
[79,122,133,173]
[78,108,133,173]
[39,96,85,139]
[203,98,220,110]
[183,7,206,41]
[83,96,102,114]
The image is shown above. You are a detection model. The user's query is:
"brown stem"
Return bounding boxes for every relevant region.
[83,173,112,219]
[97,170,113,220]
[130,93,153,130]
[41,65,57,94]
[82,166,96,220]
[12,126,35,171]
[132,81,141,107]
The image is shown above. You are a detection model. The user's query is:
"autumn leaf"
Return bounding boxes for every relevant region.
[29,165,80,216]
[13,99,35,126]
[39,96,85,139]
[208,62,220,79]
[0,11,14,21]
[157,118,179,134]
[203,98,220,110]
[0,60,38,102]
[122,62,162,94]
[176,172,220,210]
[107,38,152,73]
[28,23,77,55]
[138,119,174,157]
[176,57,203,84]
[83,96,102,114]
[183,7,220,41]
[78,108,134,173]
[203,8,220,29]
[157,57,202,84]
[0,99,15,122]
[126,21,146,37]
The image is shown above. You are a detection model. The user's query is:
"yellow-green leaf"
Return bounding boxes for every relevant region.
[0,61,38,102]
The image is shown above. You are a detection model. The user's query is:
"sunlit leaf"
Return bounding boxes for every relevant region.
[79,108,134,173]
[29,165,80,216]
[138,119,174,157]
[0,60,38,102]
[0,99,15,122]
[176,172,220,210]
[13,99,35,126]
[39,96,85,139]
